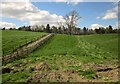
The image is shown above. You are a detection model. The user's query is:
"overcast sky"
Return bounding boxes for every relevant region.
[0,0,119,29]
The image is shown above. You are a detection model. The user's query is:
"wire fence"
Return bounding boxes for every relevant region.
[1,33,54,64]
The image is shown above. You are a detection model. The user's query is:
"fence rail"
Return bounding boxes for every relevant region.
[1,33,54,64]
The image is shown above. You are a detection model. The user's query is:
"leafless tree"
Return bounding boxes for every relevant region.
[64,10,81,35]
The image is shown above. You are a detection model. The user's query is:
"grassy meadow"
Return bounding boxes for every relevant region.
[2,33,118,82]
[2,30,46,55]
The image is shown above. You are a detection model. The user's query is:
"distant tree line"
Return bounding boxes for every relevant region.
[1,24,120,35]
[1,10,119,34]
[94,25,119,34]
[17,24,120,34]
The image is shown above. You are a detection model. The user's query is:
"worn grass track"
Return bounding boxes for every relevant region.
[2,33,54,64]
[2,30,46,56]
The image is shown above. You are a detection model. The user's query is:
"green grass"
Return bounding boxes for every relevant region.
[33,34,78,56]
[75,34,118,64]
[0,30,2,56]
[31,34,118,64]
[2,30,46,55]
[78,70,96,79]
[2,70,32,83]
[2,34,118,82]
[78,34,118,56]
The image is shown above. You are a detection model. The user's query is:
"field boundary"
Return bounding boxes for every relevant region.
[2,33,47,56]
[1,33,54,64]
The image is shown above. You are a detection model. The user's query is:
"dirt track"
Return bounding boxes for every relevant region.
[1,33,54,64]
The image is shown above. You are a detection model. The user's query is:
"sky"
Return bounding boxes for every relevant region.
[0,0,119,29]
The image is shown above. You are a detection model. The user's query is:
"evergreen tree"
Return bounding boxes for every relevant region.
[46,24,51,33]
[108,25,113,33]
[83,27,87,34]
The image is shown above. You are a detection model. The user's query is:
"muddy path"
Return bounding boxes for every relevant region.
[25,62,119,82]
[2,58,118,82]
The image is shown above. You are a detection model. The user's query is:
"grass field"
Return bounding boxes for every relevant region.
[2,30,46,55]
[2,33,118,82]
[0,30,2,56]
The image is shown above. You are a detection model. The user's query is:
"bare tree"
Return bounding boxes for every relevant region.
[64,10,81,35]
